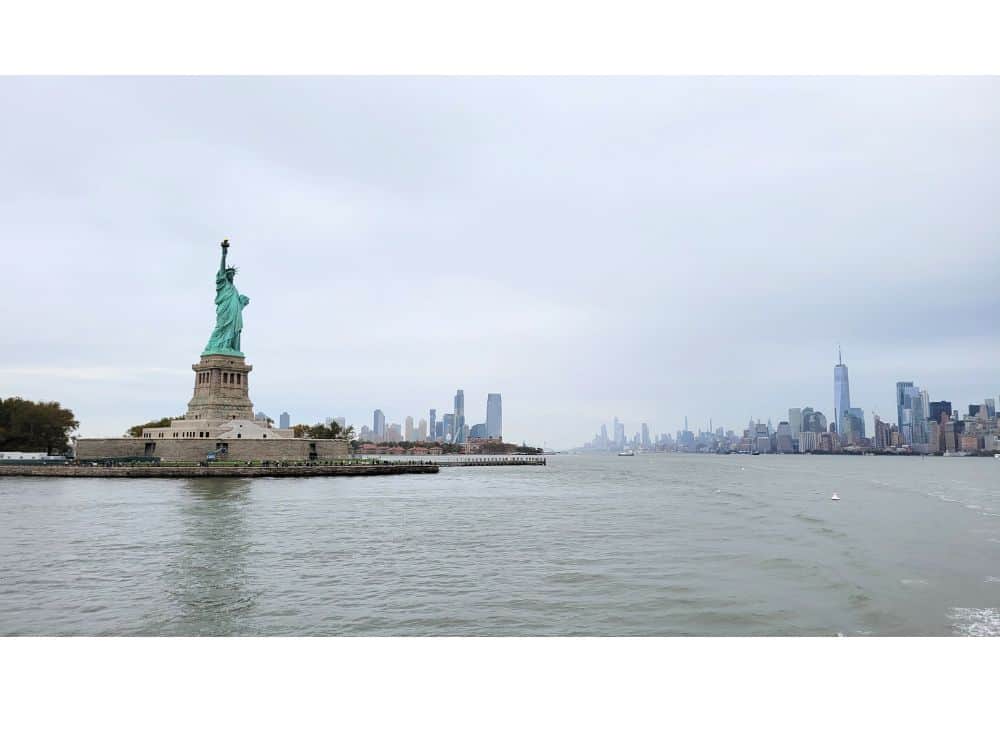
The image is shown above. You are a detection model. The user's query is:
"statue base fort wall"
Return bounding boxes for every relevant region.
[75,437,350,463]
[72,345,352,461]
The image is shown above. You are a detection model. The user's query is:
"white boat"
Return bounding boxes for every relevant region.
[831,493,840,501]
[618,449,635,456]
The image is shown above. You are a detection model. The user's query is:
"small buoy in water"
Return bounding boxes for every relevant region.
[831,492,840,501]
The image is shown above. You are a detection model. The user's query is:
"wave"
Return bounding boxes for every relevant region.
[949,607,1000,636]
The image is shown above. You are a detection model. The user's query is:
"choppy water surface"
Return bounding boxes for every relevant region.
[2,454,999,635]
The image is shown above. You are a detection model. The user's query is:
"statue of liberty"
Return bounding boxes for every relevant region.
[203,239,250,356]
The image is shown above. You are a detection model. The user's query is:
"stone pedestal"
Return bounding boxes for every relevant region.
[185,354,254,421]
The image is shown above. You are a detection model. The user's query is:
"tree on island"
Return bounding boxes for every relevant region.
[292,422,356,440]
[126,416,184,438]
[0,397,79,454]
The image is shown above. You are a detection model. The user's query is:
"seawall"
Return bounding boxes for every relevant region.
[0,464,439,479]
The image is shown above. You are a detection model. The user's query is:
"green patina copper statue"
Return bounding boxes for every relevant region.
[203,239,250,356]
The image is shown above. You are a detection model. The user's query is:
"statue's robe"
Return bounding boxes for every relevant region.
[203,269,250,355]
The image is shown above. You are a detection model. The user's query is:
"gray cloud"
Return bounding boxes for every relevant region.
[1,77,998,447]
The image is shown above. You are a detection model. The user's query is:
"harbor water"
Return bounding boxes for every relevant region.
[1,453,998,636]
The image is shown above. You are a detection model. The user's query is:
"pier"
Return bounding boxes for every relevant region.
[424,456,547,467]
[351,455,547,467]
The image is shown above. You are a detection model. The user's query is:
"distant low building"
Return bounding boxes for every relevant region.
[927,420,942,453]
[775,421,793,453]
[798,431,817,453]
[0,452,56,461]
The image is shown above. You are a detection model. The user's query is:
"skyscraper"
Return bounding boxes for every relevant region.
[443,413,454,442]
[279,411,290,429]
[641,423,650,448]
[486,393,502,439]
[873,414,891,451]
[912,393,928,445]
[418,418,428,441]
[788,408,802,438]
[896,382,924,445]
[429,409,437,439]
[373,409,386,441]
[929,401,952,423]
[843,407,865,444]
[896,382,914,436]
[801,408,827,434]
[404,416,414,441]
[453,389,465,443]
[834,347,850,433]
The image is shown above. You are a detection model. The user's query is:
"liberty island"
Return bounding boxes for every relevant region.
[64,240,430,474]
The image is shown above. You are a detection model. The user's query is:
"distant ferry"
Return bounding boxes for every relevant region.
[943,451,971,457]
[618,448,635,456]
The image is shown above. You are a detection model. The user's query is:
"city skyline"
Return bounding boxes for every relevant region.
[356,389,503,445]
[2,78,998,449]
[578,347,1000,454]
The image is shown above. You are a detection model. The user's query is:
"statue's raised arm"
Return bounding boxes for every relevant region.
[219,238,230,275]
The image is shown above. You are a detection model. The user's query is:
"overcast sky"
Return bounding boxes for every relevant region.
[1,77,998,448]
